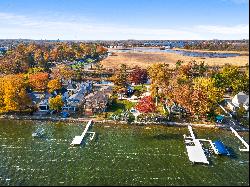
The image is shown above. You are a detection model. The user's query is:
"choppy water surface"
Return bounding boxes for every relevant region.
[0,119,249,186]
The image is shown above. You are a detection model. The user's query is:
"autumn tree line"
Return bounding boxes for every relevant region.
[184,41,249,52]
[0,42,108,75]
[0,42,108,113]
[112,61,249,120]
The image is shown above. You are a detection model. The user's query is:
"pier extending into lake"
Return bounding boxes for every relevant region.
[0,119,248,186]
[184,125,209,164]
[230,127,249,152]
[70,120,95,146]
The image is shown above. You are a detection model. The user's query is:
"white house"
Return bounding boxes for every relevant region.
[228,92,249,111]
[227,92,249,118]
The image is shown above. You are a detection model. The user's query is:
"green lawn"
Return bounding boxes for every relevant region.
[106,99,135,114]
[133,85,147,92]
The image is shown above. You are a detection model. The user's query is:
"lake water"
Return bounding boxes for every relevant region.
[111,48,241,58]
[0,119,249,186]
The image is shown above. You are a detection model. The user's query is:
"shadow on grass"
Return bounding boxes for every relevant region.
[106,100,126,113]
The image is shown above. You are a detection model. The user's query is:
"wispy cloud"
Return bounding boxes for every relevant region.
[0,12,248,40]
[221,0,249,4]
[195,24,249,35]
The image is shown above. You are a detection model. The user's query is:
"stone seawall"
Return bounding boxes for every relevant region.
[0,114,248,132]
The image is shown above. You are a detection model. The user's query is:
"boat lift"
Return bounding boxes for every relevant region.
[70,120,95,146]
[183,125,233,165]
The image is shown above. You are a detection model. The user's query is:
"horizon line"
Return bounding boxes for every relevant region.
[0,38,249,41]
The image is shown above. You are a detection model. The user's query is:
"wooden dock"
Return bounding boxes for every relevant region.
[184,125,209,164]
[185,139,209,164]
[70,120,94,146]
[188,125,196,139]
[230,127,249,152]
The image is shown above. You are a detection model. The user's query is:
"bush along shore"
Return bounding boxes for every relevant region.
[0,114,248,132]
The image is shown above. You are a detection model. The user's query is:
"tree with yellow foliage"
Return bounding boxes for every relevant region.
[0,77,5,109]
[193,77,224,107]
[0,74,31,112]
[212,65,249,94]
[49,95,64,112]
[48,79,62,93]
[147,63,171,97]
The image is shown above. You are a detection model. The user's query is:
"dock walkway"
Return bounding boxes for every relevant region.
[185,139,209,164]
[70,120,94,146]
[184,125,209,164]
[230,127,249,152]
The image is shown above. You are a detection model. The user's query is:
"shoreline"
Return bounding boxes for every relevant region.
[1,114,248,132]
[173,47,249,55]
[109,47,249,55]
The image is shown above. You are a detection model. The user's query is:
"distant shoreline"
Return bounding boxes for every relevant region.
[109,47,249,55]
[173,48,249,55]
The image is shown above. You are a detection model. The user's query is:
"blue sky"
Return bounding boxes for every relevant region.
[0,0,249,40]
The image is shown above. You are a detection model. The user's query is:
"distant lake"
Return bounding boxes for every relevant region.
[0,119,249,186]
[110,47,241,58]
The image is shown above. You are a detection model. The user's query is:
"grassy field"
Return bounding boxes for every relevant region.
[100,51,249,69]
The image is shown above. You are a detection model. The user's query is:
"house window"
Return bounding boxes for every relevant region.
[39,105,48,111]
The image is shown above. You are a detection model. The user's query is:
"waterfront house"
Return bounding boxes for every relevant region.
[83,87,112,116]
[62,92,85,112]
[61,81,93,112]
[227,92,249,111]
[28,91,52,112]
[227,92,249,118]
[37,99,50,112]
[66,81,78,95]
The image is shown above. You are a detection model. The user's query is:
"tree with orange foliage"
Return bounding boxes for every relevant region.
[28,72,49,92]
[96,45,108,55]
[51,65,76,81]
[167,75,223,119]
[135,96,156,113]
